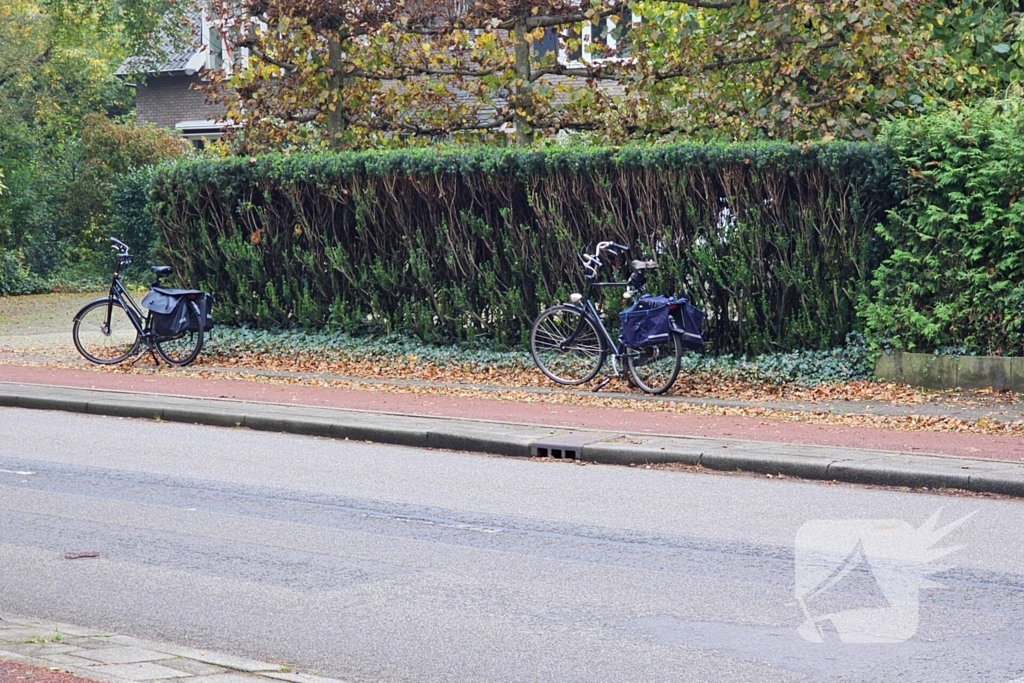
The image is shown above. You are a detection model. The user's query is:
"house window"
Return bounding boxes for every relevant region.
[208,26,223,70]
[557,12,638,66]
[534,27,558,60]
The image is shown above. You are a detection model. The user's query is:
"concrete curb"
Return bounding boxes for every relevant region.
[0,611,350,683]
[3,381,1024,498]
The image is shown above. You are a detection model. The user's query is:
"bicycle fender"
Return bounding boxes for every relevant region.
[73,298,117,322]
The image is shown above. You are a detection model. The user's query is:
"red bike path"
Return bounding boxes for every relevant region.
[1,363,1023,462]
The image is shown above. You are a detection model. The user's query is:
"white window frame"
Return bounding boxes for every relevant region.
[558,11,640,67]
[200,11,233,74]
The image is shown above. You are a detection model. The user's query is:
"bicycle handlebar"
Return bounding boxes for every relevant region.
[580,241,629,278]
[109,237,131,270]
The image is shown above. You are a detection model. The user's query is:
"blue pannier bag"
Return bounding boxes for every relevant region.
[142,287,214,337]
[187,292,215,333]
[669,297,705,350]
[620,295,672,348]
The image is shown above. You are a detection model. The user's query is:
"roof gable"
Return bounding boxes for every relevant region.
[116,11,205,77]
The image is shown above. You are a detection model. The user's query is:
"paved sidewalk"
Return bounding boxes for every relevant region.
[2,363,1024,461]
[6,349,1024,423]
[2,375,1024,497]
[0,612,346,683]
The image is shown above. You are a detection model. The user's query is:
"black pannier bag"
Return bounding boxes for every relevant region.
[669,297,706,350]
[142,288,212,337]
[620,295,672,347]
[188,292,215,333]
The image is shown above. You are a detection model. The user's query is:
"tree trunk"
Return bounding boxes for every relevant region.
[327,34,346,148]
[512,20,534,146]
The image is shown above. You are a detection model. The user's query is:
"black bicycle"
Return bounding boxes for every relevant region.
[72,237,209,367]
[530,241,701,395]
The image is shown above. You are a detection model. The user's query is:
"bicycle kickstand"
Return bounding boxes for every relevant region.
[591,375,615,392]
[129,343,160,367]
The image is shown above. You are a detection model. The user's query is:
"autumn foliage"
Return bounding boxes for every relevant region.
[195,0,954,150]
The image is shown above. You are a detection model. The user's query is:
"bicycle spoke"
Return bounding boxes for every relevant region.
[530,306,606,386]
[72,300,139,365]
[626,334,682,395]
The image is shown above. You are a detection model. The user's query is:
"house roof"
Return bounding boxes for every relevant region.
[115,12,206,77]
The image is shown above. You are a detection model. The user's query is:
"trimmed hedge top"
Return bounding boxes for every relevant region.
[157,141,894,182]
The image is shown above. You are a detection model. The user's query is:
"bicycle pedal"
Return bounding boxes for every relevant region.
[591,376,614,392]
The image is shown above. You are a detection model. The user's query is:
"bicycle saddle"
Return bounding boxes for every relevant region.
[631,259,657,270]
[151,265,173,277]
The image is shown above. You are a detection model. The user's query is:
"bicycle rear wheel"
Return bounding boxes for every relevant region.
[155,303,204,367]
[530,305,606,385]
[72,299,140,365]
[626,332,682,395]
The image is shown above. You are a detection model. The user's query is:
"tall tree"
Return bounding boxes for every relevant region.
[926,0,1024,99]
[0,0,181,276]
[126,0,957,148]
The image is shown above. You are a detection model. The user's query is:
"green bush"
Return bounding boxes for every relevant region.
[111,167,159,273]
[861,99,1024,355]
[0,116,187,287]
[681,333,875,385]
[150,142,896,354]
[0,248,45,296]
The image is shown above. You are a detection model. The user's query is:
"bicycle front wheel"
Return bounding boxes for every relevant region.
[155,304,204,367]
[626,332,682,395]
[530,305,606,385]
[72,299,140,365]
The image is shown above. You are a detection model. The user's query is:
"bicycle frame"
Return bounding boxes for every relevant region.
[73,236,208,368]
[104,271,151,340]
[563,275,634,372]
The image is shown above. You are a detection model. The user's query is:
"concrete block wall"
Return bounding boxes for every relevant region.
[135,74,226,129]
[875,351,1024,391]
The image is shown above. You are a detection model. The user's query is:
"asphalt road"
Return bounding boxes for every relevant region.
[1,406,1023,682]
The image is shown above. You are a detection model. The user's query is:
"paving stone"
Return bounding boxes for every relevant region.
[59,636,122,650]
[0,628,58,643]
[41,653,110,669]
[88,662,192,681]
[0,642,81,656]
[152,650,279,673]
[50,623,116,638]
[263,671,349,683]
[154,658,229,676]
[104,635,155,647]
[74,646,177,665]
[179,674,274,683]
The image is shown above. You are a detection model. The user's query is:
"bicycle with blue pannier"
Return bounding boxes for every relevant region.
[72,237,214,367]
[529,240,704,395]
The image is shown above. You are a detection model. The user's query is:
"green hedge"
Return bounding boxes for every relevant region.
[149,143,896,353]
[861,100,1024,356]
[110,168,159,276]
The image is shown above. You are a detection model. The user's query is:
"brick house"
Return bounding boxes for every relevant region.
[116,12,233,144]
[115,9,628,142]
